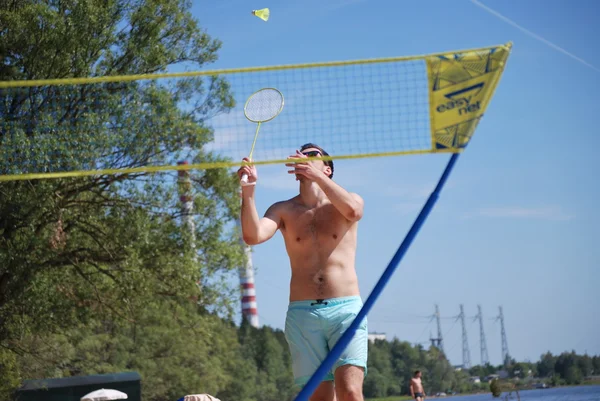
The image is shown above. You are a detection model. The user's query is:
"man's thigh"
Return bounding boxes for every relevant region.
[285,307,334,386]
[334,365,364,399]
[310,381,335,401]
[323,297,369,374]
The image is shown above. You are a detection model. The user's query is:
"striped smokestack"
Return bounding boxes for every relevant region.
[177,161,198,283]
[237,219,259,328]
[177,161,194,230]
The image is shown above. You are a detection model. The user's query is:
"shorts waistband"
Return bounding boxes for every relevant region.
[287,295,362,310]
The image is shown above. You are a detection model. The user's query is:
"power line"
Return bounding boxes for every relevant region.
[415,320,433,345]
[443,318,458,338]
[469,0,600,73]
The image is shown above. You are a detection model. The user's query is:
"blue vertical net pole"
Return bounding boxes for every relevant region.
[293,152,461,401]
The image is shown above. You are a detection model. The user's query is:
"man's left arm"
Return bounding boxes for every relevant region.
[314,174,363,222]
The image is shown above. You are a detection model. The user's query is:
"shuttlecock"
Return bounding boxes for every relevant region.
[252,8,269,21]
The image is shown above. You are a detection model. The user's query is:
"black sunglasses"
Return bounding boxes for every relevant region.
[301,150,322,157]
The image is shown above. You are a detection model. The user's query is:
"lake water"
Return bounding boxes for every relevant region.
[433,386,600,401]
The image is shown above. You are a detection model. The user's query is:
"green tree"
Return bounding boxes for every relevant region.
[0,1,242,398]
[550,373,564,387]
[229,321,296,401]
[537,352,557,378]
[469,365,486,378]
[470,363,496,379]
[554,351,581,384]
[367,338,459,396]
[422,346,456,394]
[363,367,388,398]
[490,379,502,397]
[510,362,535,378]
[364,339,401,397]
[565,365,583,385]
[218,319,260,401]
[0,348,20,397]
[578,354,593,377]
[14,296,246,401]
[593,356,600,374]
[388,339,421,394]
[254,327,295,401]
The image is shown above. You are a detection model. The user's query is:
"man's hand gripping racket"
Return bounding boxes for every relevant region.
[239,88,284,186]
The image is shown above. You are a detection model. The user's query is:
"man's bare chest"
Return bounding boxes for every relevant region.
[281,204,348,242]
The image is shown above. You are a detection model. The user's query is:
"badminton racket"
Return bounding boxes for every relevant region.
[240,87,285,185]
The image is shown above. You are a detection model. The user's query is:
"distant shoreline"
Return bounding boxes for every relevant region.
[366,383,600,401]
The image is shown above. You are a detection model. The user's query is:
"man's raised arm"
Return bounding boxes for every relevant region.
[240,189,281,245]
[238,158,281,245]
[314,175,364,222]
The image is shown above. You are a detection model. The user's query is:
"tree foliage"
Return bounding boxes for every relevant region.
[0,1,242,399]
[542,350,596,386]
[363,340,464,397]
[490,379,502,397]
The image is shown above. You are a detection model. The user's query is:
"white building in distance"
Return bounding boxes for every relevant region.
[368,332,387,343]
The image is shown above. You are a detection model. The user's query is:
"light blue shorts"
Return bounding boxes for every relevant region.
[284,296,368,387]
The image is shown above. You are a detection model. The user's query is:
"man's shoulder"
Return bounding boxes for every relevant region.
[267,197,298,212]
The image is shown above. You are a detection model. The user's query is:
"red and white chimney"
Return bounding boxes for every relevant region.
[237,220,259,328]
[177,161,199,286]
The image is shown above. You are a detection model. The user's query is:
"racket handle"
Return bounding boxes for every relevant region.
[240,158,256,186]
[241,173,256,186]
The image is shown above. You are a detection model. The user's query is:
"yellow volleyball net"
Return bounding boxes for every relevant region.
[0,42,511,181]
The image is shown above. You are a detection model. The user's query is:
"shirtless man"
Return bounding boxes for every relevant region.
[410,370,426,401]
[237,143,367,401]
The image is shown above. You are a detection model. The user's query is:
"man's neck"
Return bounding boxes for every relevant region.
[299,180,327,207]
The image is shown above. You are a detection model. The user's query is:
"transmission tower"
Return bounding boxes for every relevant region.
[430,304,444,355]
[429,331,438,348]
[459,304,471,369]
[474,304,489,366]
[496,306,510,366]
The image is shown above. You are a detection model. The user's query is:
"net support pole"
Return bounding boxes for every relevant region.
[293,152,461,401]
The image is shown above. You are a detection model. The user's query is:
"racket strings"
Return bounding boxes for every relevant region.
[244,89,284,122]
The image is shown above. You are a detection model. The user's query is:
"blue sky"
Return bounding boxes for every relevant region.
[188,0,600,367]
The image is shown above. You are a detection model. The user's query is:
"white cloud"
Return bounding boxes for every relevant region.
[463,206,574,221]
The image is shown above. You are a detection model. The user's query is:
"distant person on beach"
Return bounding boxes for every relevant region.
[410,370,426,401]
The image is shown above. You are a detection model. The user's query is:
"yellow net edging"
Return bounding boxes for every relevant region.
[0,42,512,181]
